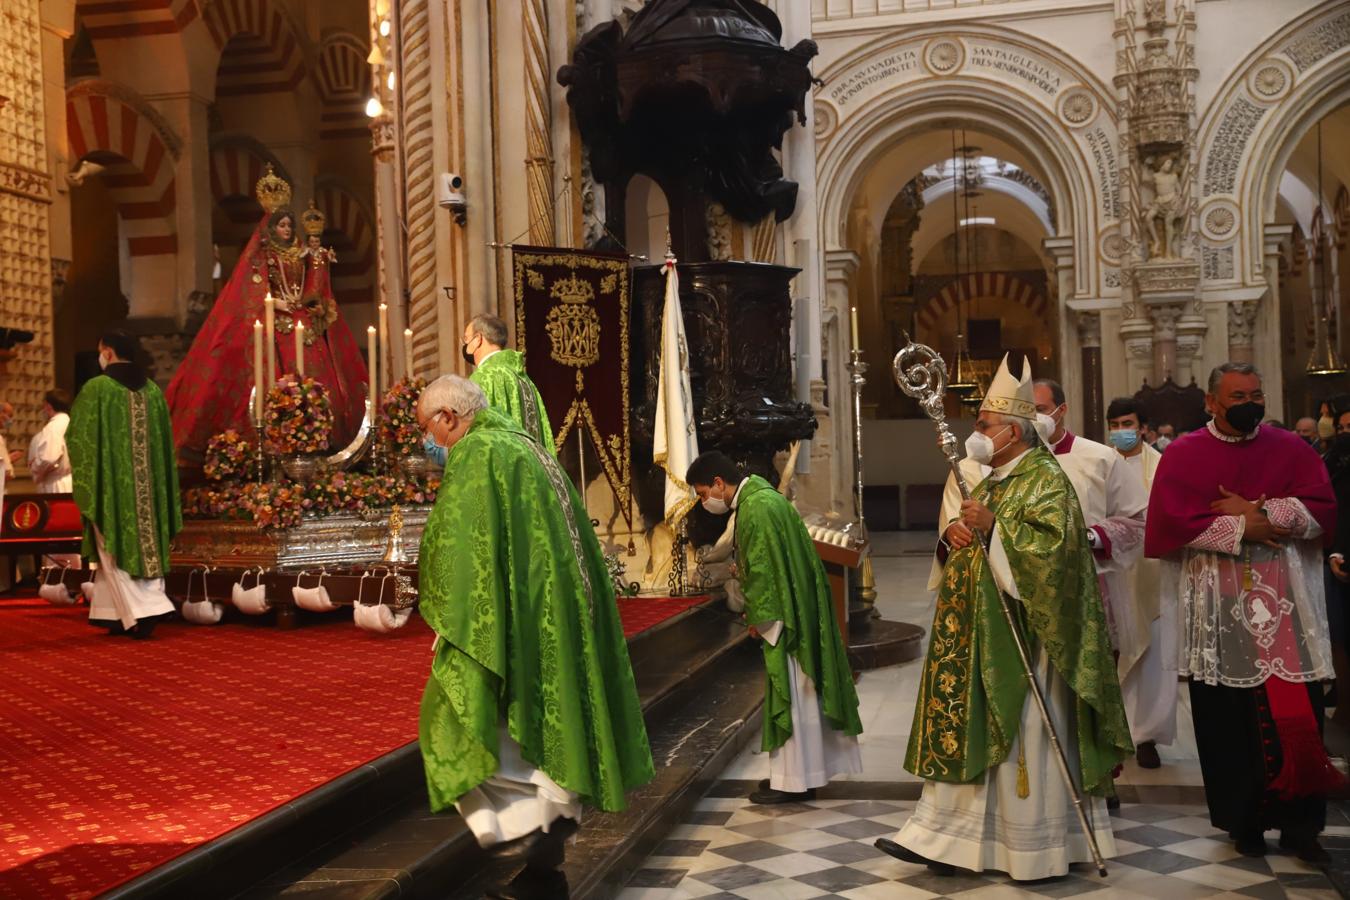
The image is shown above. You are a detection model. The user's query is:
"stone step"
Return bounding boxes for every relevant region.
[219,598,760,899]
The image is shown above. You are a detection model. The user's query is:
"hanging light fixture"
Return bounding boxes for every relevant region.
[1307,119,1347,377]
[947,129,979,397]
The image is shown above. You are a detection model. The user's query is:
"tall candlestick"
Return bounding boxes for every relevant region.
[367,325,378,406]
[850,305,860,349]
[263,294,276,388]
[378,301,389,380]
[294,321,305,376]
[404,328,414,379]
[253,320,265,422]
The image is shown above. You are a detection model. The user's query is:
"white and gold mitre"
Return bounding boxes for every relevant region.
[979,353,1036,419]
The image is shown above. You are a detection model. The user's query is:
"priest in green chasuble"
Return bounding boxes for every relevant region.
[67,330,181,638]
[877,355,1130,881]
[416,375,652,900]
[464,313,554,453]
[686,451,862,805]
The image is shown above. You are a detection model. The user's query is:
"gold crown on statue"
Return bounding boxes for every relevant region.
[300,201,326,237]
[550,273,595,305]
[255,164,293,214]
[979,353,1036,419]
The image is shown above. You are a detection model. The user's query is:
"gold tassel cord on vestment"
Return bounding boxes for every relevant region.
[1017,724,1030,799]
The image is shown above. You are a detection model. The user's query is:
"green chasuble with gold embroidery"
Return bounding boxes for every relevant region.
[470,350,556,455]
[67,372,181,578]
[417,407,653,813]
[735,476,863,752]
[905,448,1131,796]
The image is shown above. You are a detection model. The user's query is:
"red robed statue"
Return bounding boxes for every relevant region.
[167,166,369,460]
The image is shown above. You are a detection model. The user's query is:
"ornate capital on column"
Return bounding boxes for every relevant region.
[1226,299,1259,349]
[369,117,397,162]
[824,249,861,287]
[1075,311,1102,349]
[1147,302,1183,340]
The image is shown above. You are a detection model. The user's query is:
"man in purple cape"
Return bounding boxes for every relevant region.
[1146,362,1341,863]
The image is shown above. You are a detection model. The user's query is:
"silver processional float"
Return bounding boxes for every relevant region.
[892,333,1108,878]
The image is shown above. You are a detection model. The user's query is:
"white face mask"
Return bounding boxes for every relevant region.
[965,425,1011,465]
[702,495,729,516]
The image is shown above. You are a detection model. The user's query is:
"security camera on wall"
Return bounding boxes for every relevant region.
[437,173,466,225]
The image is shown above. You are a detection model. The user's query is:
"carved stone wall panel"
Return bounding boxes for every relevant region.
[0,2,54,447]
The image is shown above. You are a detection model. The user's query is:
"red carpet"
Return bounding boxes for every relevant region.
[0,593,701,899]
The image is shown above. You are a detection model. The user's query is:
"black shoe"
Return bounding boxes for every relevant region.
[1280,832,1331,865]
[1135,741,1161,769]
[485,817,579,864]
[1235,831,1268,857]
[1106,795,1121,810]
[130,616,159,640]
[748,786,815,805]
[486,868,569,900]
[874,838,956,876]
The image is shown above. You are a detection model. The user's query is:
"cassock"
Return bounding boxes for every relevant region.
[470,349,555,454]
[28,411,72,493]
[1117,444,1176,746]
[67,363,181,630]
[417,407,653,845]
[896,447,1130,880]
[733,475,862,792]
[1146,421,1340,841]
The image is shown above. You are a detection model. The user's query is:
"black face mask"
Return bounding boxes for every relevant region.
[461,337,477,367]
[1222,401,1265,434]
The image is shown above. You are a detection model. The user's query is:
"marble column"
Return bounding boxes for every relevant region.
[1148,302,1183,383]
[1077,311,1104,439]
[1226,300,1259,365]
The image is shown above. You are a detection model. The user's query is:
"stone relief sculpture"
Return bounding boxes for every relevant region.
[1141,155,1186,260]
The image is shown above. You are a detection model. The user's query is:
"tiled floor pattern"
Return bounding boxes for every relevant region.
[617,787,1343,899]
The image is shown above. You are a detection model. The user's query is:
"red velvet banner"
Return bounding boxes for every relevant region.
[512,246,631,524]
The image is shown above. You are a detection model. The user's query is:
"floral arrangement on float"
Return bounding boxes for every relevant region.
[203,429,257,482]
[378,377,427,457]
[264,374,334,455]
[182,471,441,532]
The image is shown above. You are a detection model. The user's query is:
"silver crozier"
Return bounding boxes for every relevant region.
[892,334,1108,878]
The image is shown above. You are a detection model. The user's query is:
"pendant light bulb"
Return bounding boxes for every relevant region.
[365,96,384,118]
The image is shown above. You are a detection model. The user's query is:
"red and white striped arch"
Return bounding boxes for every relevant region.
[317,33,371,141]
[314,182,376,307]
[209,137,288,257]
[915,272,1048,332]
[66,82,180,258]
[205,0,305,97]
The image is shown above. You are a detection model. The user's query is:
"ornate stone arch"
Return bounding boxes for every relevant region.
[203,0,307,97]
[66,80,181,256]
[314,180,377,307]
[316,32,372,141]
[1195,4,1350,290]
[815,24,1121,302]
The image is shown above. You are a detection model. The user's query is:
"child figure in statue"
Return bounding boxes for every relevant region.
[166,167,369,463]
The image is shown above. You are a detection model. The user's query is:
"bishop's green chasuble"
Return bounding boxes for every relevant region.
[735,476,863,752]
[67,374,181,578]
[417,408,653,813]
[470,350,555,455]
[905,448,1131,796]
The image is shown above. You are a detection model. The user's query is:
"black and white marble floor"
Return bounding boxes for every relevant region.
[616,534,1348,900]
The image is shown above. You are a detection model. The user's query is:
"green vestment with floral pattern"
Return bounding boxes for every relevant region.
[417,408,653,813]
[470,350,555,455]
[67,374,181,578]
[735,475,863,752]
[904,448,1131,796]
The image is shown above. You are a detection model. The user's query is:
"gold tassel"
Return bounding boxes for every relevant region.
[1243,547,1254,591]
[1016,727,1030,799]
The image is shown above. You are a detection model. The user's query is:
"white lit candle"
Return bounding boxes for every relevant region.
[294,321,305,376]
[403,327,414,380]
[378,301,389,378]
[850,305,860,349]
[263,294,276,388]
[367,325,378,405]
[253,319,265,422]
